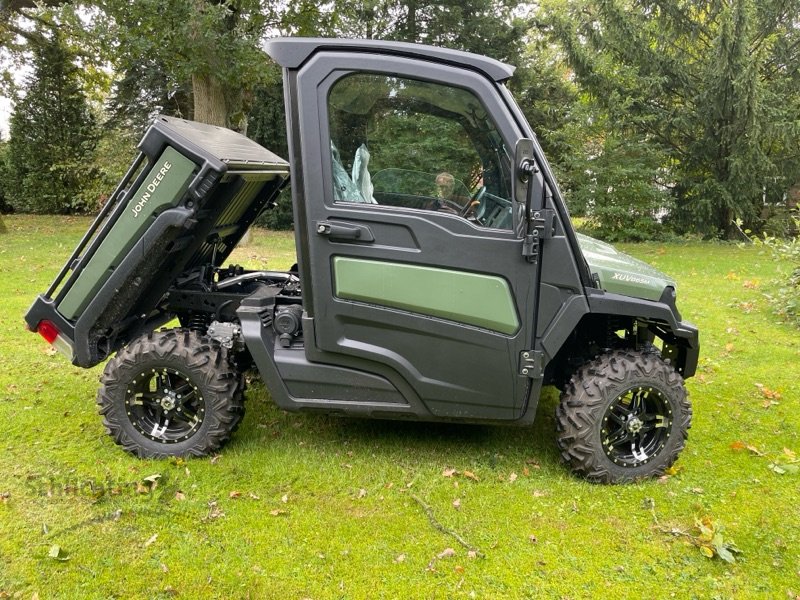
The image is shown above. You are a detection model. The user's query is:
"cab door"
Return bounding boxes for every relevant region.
[290,51,538,420]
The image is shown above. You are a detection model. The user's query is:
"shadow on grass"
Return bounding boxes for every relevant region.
[236,382,565,470]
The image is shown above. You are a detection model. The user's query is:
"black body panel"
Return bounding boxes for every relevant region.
[264,37,515,82]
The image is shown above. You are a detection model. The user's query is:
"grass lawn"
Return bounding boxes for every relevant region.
[1,215,798,599]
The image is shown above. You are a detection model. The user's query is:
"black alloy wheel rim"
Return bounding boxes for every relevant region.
[601,386,672,467]
[125,368,206,443]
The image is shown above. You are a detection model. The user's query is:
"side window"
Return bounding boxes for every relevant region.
[327,73,514,230]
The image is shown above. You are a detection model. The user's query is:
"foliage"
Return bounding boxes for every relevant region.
[6,28,98,214]
[248,67,294,230]
[751,211,800,327]
[537,0,800,239]
[0,140,11,215]
[104,56,192,133]
[563,116,673,242]
[330,0,528,63]
[93,0,283,130]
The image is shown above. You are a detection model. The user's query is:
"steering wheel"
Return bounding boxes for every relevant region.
[461,186,486,221]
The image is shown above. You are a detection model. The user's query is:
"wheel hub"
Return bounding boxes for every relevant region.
[627,416,643,434]
[160,394,177,411]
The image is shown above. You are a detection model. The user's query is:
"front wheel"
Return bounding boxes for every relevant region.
[555,349,691,483]
[97,329,245,458]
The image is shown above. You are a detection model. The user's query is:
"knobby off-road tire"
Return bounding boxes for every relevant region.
[556,349,692,484]
[97,329,245,458]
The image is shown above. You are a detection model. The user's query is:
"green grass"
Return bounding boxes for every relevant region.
[1,215,799,599]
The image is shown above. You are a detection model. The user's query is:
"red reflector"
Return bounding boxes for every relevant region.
[37,320,60,344]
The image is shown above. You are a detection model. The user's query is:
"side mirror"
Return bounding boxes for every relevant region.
[514,138,536,205]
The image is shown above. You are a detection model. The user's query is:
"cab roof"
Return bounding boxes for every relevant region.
[264,37,516,83]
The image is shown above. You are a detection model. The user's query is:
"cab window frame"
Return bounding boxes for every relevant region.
[311,57,524,233]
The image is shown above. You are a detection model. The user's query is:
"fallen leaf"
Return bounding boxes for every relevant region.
[281,493,289,503]
[0,492,9,503]
[522,466,530,477]
[144,534,158,548]
[700,545,714,558]
[746,444,765,456]
[48,545,69,561]
[463,471,479,482]
[357,488,367,499]
[532,490,547,498]
[394,553,406,563]
[137,474,161,494]
[174,491,186,501]
[204,501,224,521]
[229,491,242,499]
[210,455,221,464]
[508,472,518,483]
[249,492,261,500]
[769,463,799,475]
[454,565,465,573]
[730,441,747,450]
[442,468,457,478]
[437,548,456,559]
[452,498,461,510]
[756,384,781,400]
[269,509,288,516]
[467,550,477,559]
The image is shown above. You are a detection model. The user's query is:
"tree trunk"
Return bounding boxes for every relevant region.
[192,73,229,128]
[0,215,6,234]
[191,72,248,134]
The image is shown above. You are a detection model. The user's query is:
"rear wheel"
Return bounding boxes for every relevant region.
[555,349,691,483]
[97,329,245,458]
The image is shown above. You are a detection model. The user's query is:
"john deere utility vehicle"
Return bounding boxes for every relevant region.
[25,38,699,483]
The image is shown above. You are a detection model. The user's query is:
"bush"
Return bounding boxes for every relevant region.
[752,212,800,328]
[255,187,294,231]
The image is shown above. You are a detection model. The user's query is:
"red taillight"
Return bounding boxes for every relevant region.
[37,320,60,344]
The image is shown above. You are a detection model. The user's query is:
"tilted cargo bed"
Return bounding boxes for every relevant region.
[25,116,290,367]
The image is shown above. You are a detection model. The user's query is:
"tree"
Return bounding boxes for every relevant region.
[0,139,8,232]
[95,0,283,132]
[538,0,800,239]
[6,27,98,214]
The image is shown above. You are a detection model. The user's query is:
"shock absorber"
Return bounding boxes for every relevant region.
[186,312,210,332]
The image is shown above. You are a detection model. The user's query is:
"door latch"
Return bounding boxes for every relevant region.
[315,221,374,242]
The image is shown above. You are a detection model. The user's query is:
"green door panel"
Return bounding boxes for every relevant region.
[58,147,196,320]
[333,257,520,335]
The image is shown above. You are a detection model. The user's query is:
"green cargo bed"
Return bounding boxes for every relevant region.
[25,116,290,367]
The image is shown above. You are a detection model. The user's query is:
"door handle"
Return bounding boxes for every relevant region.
[315,221,374,242]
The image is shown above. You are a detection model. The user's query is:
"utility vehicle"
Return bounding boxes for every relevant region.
[25,38,699,483]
